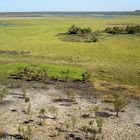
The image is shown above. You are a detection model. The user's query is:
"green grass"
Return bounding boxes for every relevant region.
[0,63,85,80]
[0,16,140,87]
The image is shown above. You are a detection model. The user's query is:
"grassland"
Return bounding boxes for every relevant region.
[0,15,140,87]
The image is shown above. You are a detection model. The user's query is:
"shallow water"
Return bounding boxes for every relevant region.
[0,23,14,27]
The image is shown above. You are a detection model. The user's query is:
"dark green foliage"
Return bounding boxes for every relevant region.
[25,97,30,103]
[125,25,140,34]
[11,65,48,81]
[82,71,91,82]
[105,25,140,34]
[66,25,98,43]
[67,25,80,34]
[67,25,92,35]
[105,26,124,34]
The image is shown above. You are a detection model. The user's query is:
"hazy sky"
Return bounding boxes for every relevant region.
[0,0,140,12]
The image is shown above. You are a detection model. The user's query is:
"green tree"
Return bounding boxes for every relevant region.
[113,94,128,117]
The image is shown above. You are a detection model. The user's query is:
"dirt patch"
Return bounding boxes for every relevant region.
[0,81,140,140]
[0,50,30,55]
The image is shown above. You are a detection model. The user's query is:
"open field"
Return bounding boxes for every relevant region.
[0,15,140,87]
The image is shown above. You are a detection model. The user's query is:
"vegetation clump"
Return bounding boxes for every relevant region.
[82,71,91,83]
[81,117,104,140]
[0,88,9,101]
[113,94,128,117]
[18,125,32,140]
[65,25,98,42]
[48,105,59,119]
[67,25,92,35]
[105,25,140,34]
[39,108,46,126]
[11,65,48,81]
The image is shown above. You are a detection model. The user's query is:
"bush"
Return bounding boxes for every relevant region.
[0,88,9,101]
[105,25,140,34]
[96,117,104,133]
[39,108,46,125]
[67,25,92,35]
[125,25,140,34]
[65,25,98,43]
[81,118,104,139]
[18,125,32,140]
[11,65,48,82]
[113,94,128,117]
[82,71,91,82]
[26,104,32,115]
[48,105,59,119]
[67,25,81,35]
[70,113,77,132]
[105,26,124,34]
[25,97,30,103]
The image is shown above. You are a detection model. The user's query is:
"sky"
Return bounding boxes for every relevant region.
[0,0,140,12]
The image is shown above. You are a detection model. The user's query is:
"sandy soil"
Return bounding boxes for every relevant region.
[0,81,140,140]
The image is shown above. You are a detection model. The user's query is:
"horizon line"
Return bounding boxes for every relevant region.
[0,10,139,13]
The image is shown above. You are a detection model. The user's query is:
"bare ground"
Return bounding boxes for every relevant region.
[0,81,140,140]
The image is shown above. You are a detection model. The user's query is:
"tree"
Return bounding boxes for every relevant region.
[113,94,128,117]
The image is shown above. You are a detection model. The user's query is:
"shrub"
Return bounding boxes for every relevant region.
[84,34,98,42]
[48,105,59,119]
[11,65,48,82]
[67,25,81,34]
[81,118,104,139]
[105,25,140,34]
[39,108,46,125]
[25,97,30,103]
[67,25,92,35]
[65,25,98,43]
[94,106,100,118]
[113,94,128,117]
[70,113,77,132]
[21,87,27,98]
[125,25,140,34]
[0,88,9,101]
[66,90,76,102]
[105,26,124,34]
[26,104,32,115]
[96,117,104,133]
[82,71,91,82]
[18,125,32,140]
[81,120,97,139]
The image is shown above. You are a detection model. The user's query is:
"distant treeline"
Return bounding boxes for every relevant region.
[0,11,140,17]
